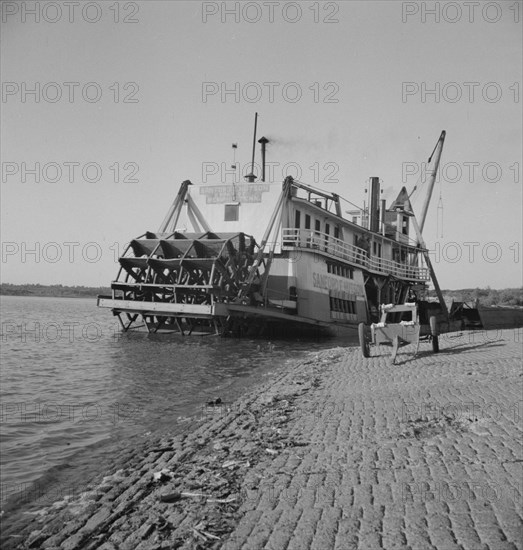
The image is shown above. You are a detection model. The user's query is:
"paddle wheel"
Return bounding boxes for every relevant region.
[110,230,265,335]
[98,172,293,337]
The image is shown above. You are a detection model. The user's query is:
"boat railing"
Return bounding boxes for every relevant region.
[281,228,429,281]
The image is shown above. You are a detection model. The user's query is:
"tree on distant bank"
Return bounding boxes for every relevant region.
[431,287,522,307]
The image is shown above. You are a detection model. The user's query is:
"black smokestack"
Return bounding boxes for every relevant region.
[369,177,380,233]
[258,136,268,182]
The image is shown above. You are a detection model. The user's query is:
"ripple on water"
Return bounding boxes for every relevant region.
[1,295,352,516]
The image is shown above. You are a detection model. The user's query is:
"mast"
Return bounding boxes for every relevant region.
[418,130,446,235]
[410,213,449,320]
[408,131,448,317]
[158,180,192,233]
[245,112,258,183]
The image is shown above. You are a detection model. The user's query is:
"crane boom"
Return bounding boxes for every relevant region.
[418,130,446,235]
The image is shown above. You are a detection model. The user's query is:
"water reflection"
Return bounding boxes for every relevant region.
[1,295,353,516]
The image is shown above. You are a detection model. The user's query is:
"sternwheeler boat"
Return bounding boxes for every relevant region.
[98,122,453,337]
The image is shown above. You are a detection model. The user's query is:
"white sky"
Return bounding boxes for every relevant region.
[1,1,522,288]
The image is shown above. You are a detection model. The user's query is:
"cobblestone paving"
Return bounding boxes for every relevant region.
[223,329,523,550]
[2,329,522,550]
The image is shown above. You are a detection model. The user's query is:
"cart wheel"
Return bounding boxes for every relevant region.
[432,335,439,353]
[358,323,370,358]
[429,316,439,353]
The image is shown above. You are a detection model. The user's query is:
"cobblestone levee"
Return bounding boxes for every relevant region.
[2,329,522,549]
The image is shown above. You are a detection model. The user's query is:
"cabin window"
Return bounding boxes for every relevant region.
[224,204,239,221]
[352,216,358,224]
[393,248,400,263]
[327,262,354,279]
[305,214,311,229]
[325,223,330,235]
[315,220,321,233]
[334,226,340,240]
[295,209,301,229]
[402,216,409,235]
[329,295,357,317]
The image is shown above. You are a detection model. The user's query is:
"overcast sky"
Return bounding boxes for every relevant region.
[1,1,522,289]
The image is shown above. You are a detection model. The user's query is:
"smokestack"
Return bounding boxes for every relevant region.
[258,136,268,182]
[380,199,386,236]
[369,177,380,233]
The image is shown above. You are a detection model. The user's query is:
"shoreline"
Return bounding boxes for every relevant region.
[0,343,317,519]
[0,294,102,300]
[0,344,330,548]
[2,328,522,549]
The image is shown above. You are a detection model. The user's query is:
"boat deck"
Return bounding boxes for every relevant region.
[281,228,430,281]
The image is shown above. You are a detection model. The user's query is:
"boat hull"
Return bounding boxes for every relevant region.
[477,306,523,330]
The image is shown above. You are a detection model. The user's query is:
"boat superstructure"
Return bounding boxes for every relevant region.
[98,128,448,337]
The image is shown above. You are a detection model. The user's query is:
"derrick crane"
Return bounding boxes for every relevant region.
[418,130,446,235]
[409,130,448,318]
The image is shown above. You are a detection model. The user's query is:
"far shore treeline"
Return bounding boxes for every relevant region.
[428,287,522,307]
[0,283,110,299]
[1,283,522,306]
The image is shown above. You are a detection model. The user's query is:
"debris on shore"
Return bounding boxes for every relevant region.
[2,350,332,550]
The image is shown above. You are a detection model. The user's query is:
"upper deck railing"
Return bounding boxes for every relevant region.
[281,228,430,282]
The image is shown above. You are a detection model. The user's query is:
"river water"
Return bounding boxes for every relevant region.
[0,295,352,516]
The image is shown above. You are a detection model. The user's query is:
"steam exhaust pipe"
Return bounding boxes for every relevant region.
[258,136,269,182]
[369,177,380,233]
